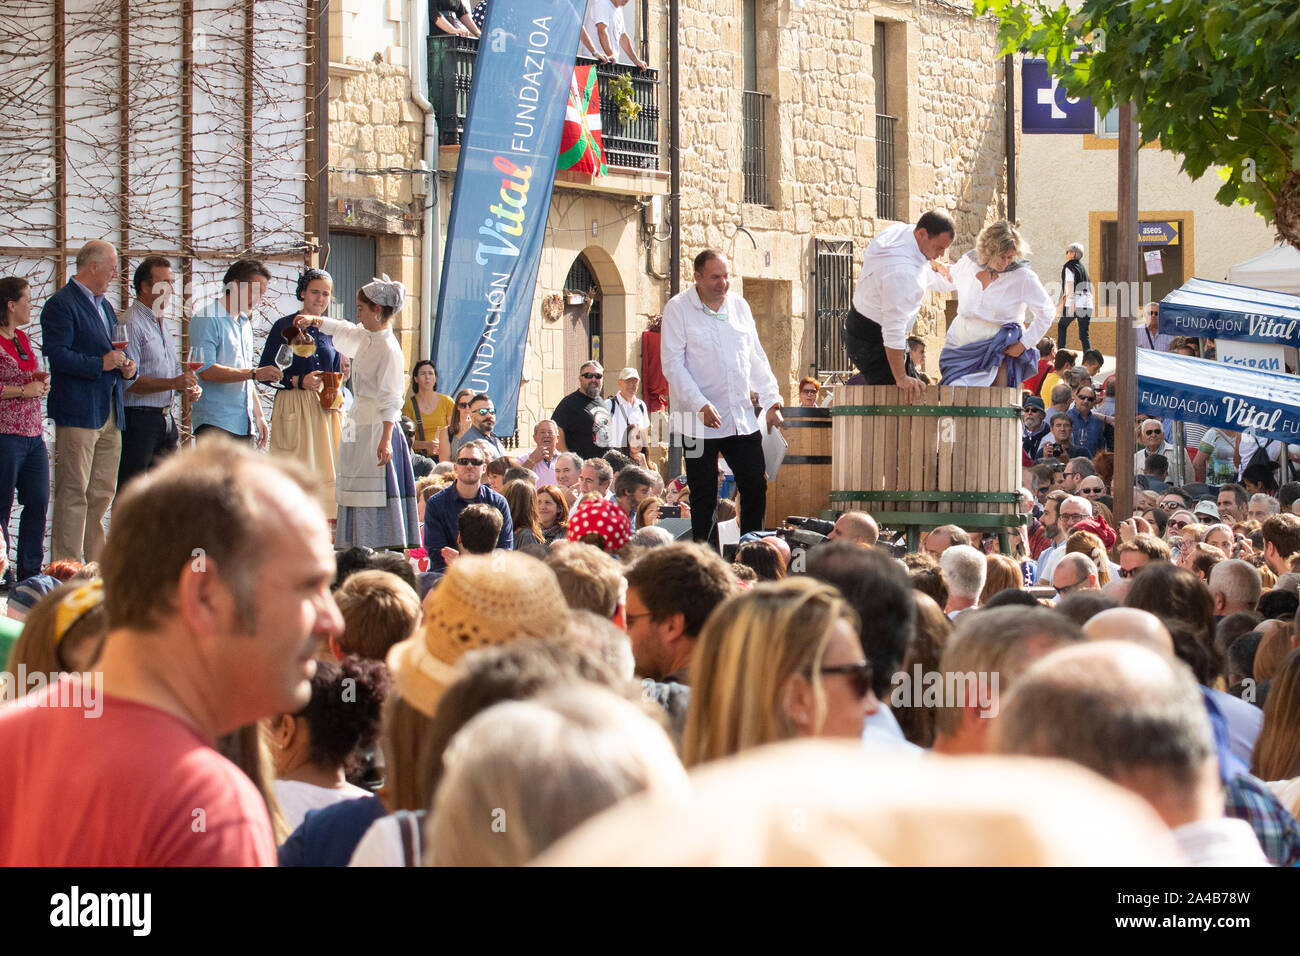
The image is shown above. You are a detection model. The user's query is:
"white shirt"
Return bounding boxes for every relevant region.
[661,286,781,440]
[1237,432,1300,481]
[1172,818,1268,867]
[349,815,408,867]
[609,392,649,447]
[1134,442,1195,483]
[315,318,406,424]
[272,779,372,837]
[851,222,947,350]
[582,0,629,64]
[937,254,1056,350]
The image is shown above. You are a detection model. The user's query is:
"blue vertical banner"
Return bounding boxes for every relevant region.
[432,0,586,435]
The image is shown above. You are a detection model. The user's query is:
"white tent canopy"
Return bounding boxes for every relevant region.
[1227,242,1300,295]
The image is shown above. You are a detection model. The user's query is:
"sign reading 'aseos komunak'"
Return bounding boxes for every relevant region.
[433,0,587,434]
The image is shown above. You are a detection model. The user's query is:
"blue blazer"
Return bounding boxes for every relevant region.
[40,281,128,430]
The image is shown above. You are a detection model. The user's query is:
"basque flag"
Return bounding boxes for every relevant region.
[558,66,607,175]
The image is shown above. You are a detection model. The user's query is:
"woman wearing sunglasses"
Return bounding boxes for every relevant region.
[0,277,50,586]
[296,276,419,551]
[435,387,476,467]
[683,578,879,766]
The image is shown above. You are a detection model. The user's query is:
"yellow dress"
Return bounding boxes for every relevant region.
[403,393,454,454]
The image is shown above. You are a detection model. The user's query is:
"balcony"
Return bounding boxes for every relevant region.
[428,35,662,173]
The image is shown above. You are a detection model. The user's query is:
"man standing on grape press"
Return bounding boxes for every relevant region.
[843,210,955,403]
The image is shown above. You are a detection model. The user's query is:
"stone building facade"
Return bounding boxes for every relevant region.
[431,0,1010,440]
[673,0,1009,401]
[327,0,427,362]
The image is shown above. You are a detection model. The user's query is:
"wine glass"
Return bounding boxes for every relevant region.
[186,346,210,372]
[111,324,129,351]
[32,353,50,384]
[275,344,294,371]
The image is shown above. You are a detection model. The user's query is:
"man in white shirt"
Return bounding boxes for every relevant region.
[582,0,648,70]
[661,250,782,542]
[844,210,954,402]
[609,367,649,451]
[1133,417,1194,482]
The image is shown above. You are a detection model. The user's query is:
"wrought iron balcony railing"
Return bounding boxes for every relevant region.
[427,35,661,171]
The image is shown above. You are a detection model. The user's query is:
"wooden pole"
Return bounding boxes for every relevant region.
[54,0,66,287]
[119,0,130,309]
[1113,102,1139,523]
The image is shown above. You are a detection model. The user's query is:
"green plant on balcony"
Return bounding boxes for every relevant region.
[608,74,641,126]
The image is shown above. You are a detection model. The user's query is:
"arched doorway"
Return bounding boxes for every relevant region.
[563,253,602,385]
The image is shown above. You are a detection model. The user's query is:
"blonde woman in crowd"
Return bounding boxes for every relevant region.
[683,578,879,766]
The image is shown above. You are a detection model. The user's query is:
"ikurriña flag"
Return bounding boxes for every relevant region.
[558,65,607,175]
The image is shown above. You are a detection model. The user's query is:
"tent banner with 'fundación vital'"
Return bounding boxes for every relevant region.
[431,0,586,435]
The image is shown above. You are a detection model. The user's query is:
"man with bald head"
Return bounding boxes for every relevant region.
[1083,607,1175,656]
[1208,559,1262,618]
[994,641,1267,865]
[1052,552,1100,595]
[41,239,139,562]
[931,606,1082,755]
[827,511,879,547]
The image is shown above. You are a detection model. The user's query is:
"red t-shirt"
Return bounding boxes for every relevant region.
[0,678,276,866]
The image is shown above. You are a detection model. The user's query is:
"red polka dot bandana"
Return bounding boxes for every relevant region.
[567,498,632,552]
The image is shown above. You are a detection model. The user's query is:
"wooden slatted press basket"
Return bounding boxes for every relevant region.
[764,406,832,528]
[830,385,1030,551]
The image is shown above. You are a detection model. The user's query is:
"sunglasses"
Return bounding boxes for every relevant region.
[1076,395,1096,402]
[473,407,495,416]
[1117,566,1137,578]
[1036,486,1050,494]
[581,372,603,380]
[456,457,484,467]
[801,388,817,394]
[819,661,874,699]
[1143,430,1163,436]
[1169,520,1189,530]
[13,338,29,362]
[1158,501,1181,510]
[457,401,471,409]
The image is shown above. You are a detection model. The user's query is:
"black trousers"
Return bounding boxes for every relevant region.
[117,407,179,492]
[844,306,916,384]
[1057,311,1092,352]
[683,429,767,542]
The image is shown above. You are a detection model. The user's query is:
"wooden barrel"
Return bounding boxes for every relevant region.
[765,406,832,528]
[830,385,1022,520]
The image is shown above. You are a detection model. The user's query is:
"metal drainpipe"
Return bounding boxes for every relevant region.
[1004,53,1016,223]
[669,0,680,296]
[409,0,438,360]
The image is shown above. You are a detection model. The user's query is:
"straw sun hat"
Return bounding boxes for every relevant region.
[387,551,570,716]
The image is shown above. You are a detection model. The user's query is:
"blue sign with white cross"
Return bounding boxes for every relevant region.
[1021,59,1095,134]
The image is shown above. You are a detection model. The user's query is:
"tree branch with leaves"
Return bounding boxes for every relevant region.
[974,0,1300,248]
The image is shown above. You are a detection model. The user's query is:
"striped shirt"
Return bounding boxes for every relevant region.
[123,301,180,409]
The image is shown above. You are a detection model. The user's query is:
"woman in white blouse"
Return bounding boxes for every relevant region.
[296,275,419,550]
[935,221,1056,388]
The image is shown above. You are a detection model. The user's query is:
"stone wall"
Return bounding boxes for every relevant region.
[673,0,1009,398]
[328,57,425,362]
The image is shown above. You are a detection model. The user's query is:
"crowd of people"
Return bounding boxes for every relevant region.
[4,428,1299,867]
[6,223,1300,867]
